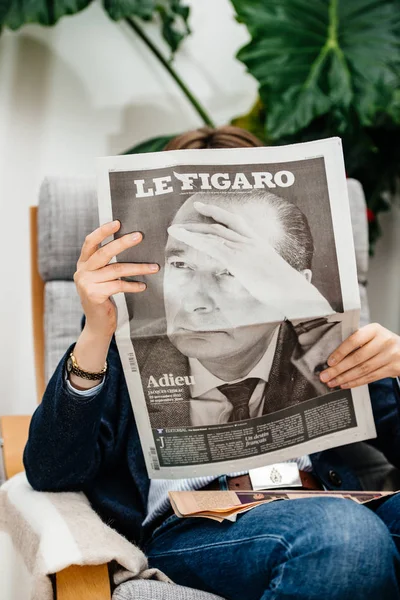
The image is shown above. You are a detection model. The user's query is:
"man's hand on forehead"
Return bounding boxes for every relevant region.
[167,202,333,320]
[192,201,253,235]
[167,201,254,267]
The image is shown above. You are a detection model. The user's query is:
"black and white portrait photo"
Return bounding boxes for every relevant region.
[108,157,345,429]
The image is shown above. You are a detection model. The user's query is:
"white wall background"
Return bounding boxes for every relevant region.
[0,0,399,416]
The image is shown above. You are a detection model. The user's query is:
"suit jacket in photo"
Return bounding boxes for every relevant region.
[134,318,341,429]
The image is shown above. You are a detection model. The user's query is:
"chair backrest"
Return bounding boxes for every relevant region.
[36,178,98,390]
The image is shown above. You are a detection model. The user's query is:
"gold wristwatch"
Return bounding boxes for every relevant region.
[66,352,107,381]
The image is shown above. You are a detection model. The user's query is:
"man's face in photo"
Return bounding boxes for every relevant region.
[163,195,290,361]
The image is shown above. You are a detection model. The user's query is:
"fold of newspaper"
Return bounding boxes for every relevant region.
[97,137,377,479]
[169,490,396,523]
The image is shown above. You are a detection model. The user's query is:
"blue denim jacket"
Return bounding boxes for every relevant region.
[23,337,400,545]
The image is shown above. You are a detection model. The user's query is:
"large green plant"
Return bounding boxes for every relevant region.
[230,0,400,246]
[124,0,400,246]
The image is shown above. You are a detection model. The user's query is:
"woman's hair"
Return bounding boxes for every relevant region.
[164,125,264,151]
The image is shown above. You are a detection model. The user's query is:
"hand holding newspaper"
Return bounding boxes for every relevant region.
[97,137,376,480]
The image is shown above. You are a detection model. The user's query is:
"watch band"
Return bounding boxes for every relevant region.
[67,352,107,381]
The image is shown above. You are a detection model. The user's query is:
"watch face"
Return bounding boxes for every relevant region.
[66,357,73,373]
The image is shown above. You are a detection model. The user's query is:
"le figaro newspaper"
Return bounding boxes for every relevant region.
[97,137,376,479]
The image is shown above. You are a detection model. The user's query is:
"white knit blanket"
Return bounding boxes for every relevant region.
[0,472,169,600]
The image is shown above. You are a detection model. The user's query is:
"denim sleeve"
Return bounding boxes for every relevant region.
[24,337,123,492]
[367,377,400,469]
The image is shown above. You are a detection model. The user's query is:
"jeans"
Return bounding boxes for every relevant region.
[144,494,400,600]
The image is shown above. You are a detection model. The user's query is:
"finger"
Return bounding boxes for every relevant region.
[92,262,159,283]
[86,232,143,271]
[325,350,391,388]
[339,366,391,389]
[326,324,379,367]
[193,202,251,237]
[320,336,383,383]
[172,222,244,243]
[167,226,229,262]
[79,220,121,264]
[98,279,147,300]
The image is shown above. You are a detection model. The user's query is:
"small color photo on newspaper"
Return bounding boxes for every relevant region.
[97,138,376,479]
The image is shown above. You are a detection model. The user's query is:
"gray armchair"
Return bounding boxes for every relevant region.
[1,176,398,600]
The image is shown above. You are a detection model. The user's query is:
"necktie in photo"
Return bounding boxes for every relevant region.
[218,378,260,422]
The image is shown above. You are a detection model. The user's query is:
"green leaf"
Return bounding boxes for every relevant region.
[0,0,12,23]
[103,0,154,21]
[156,1,191,55]
[388,89,400,124]
[122,134,177,154]
[231,0,400,138]
[3,0,91,28]
[267,84,332,139]
[105,0,191,54]
[231,98,268,143]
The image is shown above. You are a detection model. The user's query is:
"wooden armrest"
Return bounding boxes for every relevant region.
[0,415,31,479]
[56,564,111,599]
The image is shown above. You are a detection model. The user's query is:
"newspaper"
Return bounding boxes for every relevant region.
[97,137,377,479]
[169,490,395,522]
